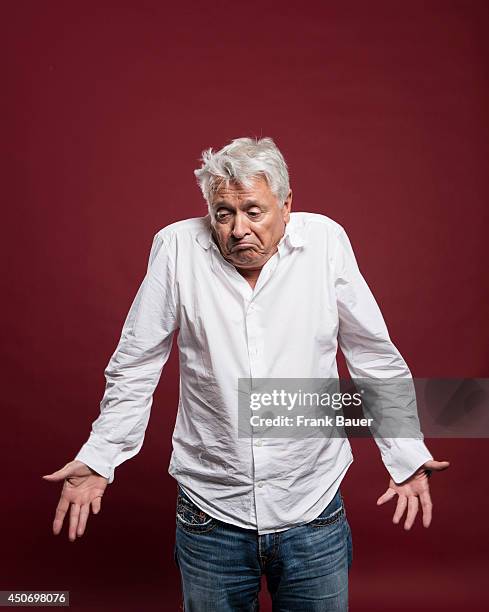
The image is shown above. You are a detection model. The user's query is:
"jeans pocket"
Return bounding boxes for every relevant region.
[308,490,345,528]
[176,489,217,534]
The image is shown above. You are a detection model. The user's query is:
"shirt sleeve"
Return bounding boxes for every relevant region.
[333,227,433,484]
[74,231,178,483]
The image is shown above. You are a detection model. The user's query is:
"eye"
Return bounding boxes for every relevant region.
[247,209,262,219]
[216,210,231,222]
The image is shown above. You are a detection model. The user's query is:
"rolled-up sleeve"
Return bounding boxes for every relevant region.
[74,231,178,483]
[333,227,433,484]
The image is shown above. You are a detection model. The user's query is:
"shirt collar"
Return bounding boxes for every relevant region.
[195,214,305,251]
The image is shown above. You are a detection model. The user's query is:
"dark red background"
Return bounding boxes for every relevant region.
[3,1,488,610]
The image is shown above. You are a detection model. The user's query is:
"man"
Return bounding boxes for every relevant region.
[43,137,449,611]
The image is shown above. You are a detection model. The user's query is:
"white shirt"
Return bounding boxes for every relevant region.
[75,212,433,534]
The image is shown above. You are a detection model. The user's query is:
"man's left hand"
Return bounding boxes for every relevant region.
[376,459,450,529]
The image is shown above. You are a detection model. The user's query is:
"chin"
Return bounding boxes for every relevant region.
[234,258,262,268]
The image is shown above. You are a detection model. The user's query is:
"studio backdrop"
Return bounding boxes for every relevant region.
[3,1,488,611]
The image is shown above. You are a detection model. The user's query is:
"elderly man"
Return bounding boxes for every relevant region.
[43,137,449,611]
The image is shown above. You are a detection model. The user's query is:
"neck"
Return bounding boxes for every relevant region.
[235,266,262,290]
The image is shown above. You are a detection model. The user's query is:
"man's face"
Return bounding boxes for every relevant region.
[209,176,292,270]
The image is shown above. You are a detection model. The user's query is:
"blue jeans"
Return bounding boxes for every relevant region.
[174,485,353,611]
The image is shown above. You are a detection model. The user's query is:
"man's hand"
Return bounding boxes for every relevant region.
[42,460,109,541]
[376,459,450,530]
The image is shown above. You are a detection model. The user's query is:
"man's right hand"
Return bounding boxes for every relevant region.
[42,460,109,541]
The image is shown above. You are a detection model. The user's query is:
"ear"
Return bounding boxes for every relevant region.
[282,189,292,223]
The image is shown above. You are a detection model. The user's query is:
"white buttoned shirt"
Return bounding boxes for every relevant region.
[75,212,433,534]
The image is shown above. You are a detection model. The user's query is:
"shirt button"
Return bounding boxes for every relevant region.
[257,481,265,488]
[254,439,262,447]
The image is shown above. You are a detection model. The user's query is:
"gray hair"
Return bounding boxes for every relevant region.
[193,136,290,209]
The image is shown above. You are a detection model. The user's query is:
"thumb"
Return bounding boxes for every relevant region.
[42,462,76,481]
[423,459,450,472]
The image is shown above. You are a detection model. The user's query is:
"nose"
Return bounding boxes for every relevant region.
[231,211,251,240]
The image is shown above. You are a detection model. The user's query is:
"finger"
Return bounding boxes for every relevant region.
[77,504,90,538]
[393,495,408,525]
[53,497,70,535]
[91,497,102,515]
[377,488,396,505]
[69,504,80,542]
[404,496,419,530]
[419,490,433,528]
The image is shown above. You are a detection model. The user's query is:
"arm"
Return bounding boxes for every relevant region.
[333,227,449,526]
[43,230,179,540]
[74,230,179,483]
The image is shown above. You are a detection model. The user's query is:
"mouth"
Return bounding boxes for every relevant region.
[230,242,257,251]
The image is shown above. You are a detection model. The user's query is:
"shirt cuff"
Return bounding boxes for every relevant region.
[379,438,434,484]
[74,434,116,484]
